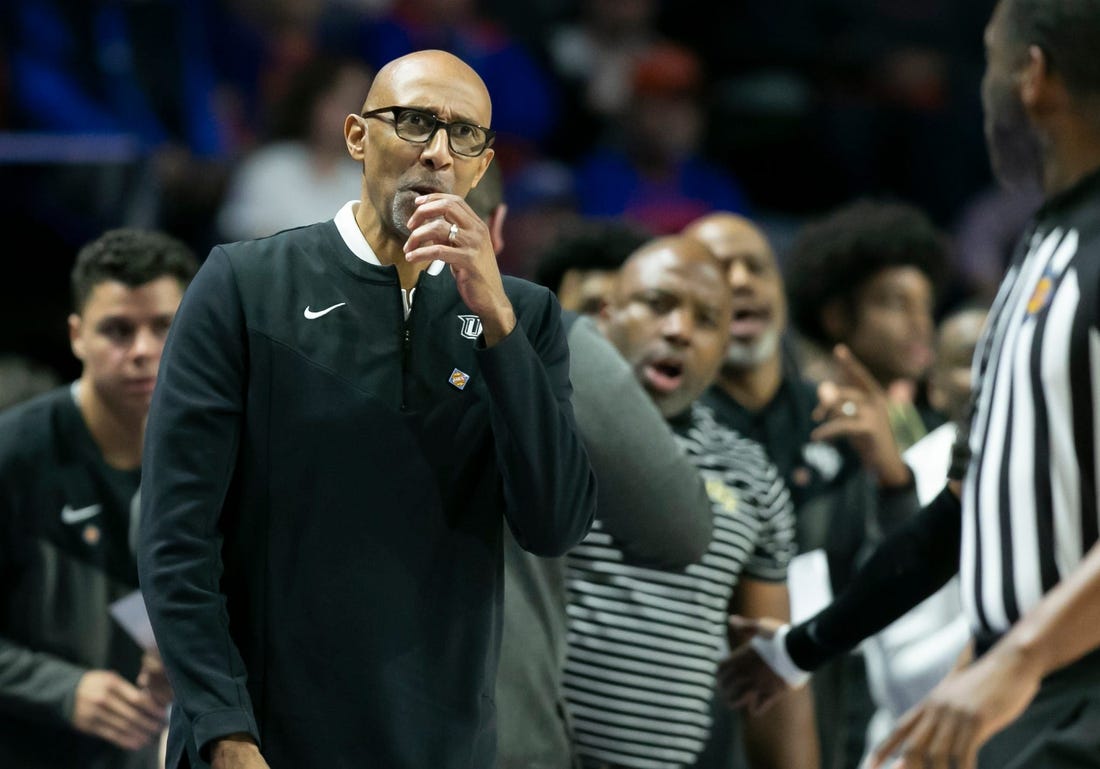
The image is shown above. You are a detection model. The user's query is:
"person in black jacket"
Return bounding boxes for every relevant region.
[137,49,598,769]
[0,227,198,769]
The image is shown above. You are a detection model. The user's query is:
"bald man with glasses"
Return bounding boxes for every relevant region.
[137,49,597,769]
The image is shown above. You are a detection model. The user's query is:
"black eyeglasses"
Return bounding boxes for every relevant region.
[360,106,495,158]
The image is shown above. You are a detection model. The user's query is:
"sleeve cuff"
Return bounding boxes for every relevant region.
[749,624,811,688]
[193,708,260,761]
[55,662,88,724]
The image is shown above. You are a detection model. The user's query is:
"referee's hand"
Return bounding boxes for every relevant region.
[869,640,1042,769]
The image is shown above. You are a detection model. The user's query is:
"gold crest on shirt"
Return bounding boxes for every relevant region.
[705,478,739,514]
[449,368,470,390]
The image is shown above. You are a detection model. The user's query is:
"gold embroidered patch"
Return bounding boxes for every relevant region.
[449,368,470,390]
[705,478,739,514]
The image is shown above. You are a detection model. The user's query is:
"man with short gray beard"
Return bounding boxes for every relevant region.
[137,50,597,769]
[684,212,919,769]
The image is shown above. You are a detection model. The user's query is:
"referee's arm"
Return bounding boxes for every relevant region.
[718,484,962,708]
[868,535,1100,769]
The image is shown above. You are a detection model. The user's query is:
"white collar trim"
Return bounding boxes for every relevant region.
[334,201,445,275]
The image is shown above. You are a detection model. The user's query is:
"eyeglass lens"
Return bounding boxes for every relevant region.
[394,110,488,156]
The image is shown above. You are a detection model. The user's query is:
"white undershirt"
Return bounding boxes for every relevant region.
[334,201,445,319]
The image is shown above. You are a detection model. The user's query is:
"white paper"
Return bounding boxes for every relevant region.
[787,548,833,624]
[109,589,158,651]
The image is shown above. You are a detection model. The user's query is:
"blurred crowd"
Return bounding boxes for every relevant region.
[0,3,1086,769]
[0,0,1038,381]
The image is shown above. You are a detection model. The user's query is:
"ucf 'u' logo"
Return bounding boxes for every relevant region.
[457,314,482,340]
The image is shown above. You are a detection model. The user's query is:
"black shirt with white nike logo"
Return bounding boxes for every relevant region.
[138,219,597,769]
[0,385,151,769]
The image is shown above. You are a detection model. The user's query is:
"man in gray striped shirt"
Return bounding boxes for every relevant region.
[563,235,819,769]
[721,2,1100,768]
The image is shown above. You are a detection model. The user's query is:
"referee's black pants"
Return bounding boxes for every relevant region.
[978,645,1100,768]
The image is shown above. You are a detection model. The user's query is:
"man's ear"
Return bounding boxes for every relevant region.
[557,270,583,313]
[464,148,495,193]
[477,149,495,187]
[345,114,366,160]
[68,313,85,362]
[597,302,613,331]
[1019,44,1063,115]
[597,281,618,324]
[487,203,507,255]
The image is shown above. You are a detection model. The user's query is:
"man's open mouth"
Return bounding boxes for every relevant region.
[644,359,685,394]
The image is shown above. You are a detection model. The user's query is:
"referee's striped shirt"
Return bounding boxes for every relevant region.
[961,170,1100,640]
[563,403,795,768]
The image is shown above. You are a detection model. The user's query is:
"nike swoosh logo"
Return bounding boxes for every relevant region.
[61,503,103,525]
[304,302,346,320]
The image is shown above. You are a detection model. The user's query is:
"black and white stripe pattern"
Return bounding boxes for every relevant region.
[563,404,794,768]
[962,210,1100,637]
